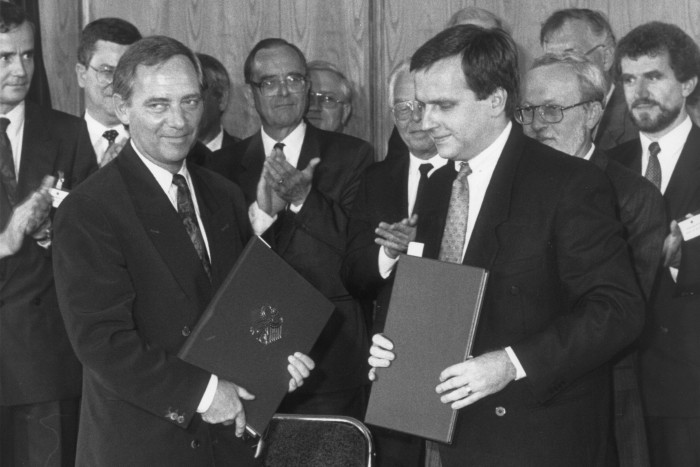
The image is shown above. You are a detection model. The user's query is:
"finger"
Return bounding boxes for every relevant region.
[368,355,393,368]
[235,385,256,401]
[39,175,56,191]
[288,355,311,378]
[288,377,298,392]
[439,383,472,403]
[369,344,396,361]
[407,213,419,226]
[222,420,234,426]
[375,238,408,254]
[450,389,486,410]
[293,352,315,370]
[302,158,321,178]
[368,367,377,381]
[372,333,394,350]
[234,411,247,437]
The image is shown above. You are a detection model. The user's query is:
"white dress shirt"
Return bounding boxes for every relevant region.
[205,126,225,152]
[131,141,217,411]
[84,111,129,166]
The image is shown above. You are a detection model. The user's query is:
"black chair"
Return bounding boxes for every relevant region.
[257,414,374,466]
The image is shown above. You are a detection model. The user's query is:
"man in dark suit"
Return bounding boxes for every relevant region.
[608,22,700,467]
[342,58,453,467]
[540,8,638,151]
[76,17,141,167]
[520,52,667,467]
[196,53,240,152]
[53,36,313,466]
[209,38,374,419]
[369,25,644,466]
[0,4,97,465]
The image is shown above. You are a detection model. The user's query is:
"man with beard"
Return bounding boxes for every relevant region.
[609,22,700,467]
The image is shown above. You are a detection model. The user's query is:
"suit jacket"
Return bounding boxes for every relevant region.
[221,129,241,150]
[590,148,666,298]
[423,126,644,466]
[209,123,374,394]
[609,125,700,417]
[595,84,638,151]
[53,144,254,466]
[342,151,455,334]
[0,101,96,406]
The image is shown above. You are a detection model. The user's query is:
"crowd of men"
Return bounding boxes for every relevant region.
[0,2,698,466]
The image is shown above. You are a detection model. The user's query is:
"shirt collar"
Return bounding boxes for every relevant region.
[409,152,448,175]
[1,100,25,141]
[130,140,188,192]
[84,110,127,143]
[453,121,512,174]
[205,126,225,152]
[261,121,306,157]
[640,115,692,156]
[583,143,596,161]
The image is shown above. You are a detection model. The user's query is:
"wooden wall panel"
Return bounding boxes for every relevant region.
[38,0,700,157]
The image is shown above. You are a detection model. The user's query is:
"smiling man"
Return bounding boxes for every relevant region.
[608,22,700,467]
[76,18,141,167]
[369,25,644,466]
[305,60,352,133]
[209,38,374,419]
[53,36,313,466]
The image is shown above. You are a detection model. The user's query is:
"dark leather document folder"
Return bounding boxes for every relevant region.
[178,236,334,435]
[365,255,488,443]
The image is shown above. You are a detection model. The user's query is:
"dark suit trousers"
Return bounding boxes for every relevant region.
[0,398,79,467]
[647,417,700,467]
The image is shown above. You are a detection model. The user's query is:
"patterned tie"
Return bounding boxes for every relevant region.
[0,117,18,206]
[645,142,662,191]
[172,174,211,280]
[103,129,119,146]
[412,162,433,217]
[438,162,472,263]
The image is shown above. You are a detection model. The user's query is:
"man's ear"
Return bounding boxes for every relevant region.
[341,103,352,126]
[218,88,230,113]
[681,76,698,98]
[601,45,615,73]
[585,101,604,131]
[243,85,255,109]
[112,94,130,126]
[489,88,507,115]
[76,63,87,89]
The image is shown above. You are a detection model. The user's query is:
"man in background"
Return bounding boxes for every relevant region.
[305,60,353,133]
[540,8,637,151]
[196,52,240,152]
[76,17,141,166]
[520,52,667,467]
[0,4,97,465]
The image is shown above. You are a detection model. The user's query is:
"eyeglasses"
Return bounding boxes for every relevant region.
[89,65,116,85]
[249,74,307,96]
[584,43,607,56]
[514,100,596,125]
[309,91,345,109]
[391,100,425,122]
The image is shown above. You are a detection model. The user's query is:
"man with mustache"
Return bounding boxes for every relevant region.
[608,22,700,467]
[0,3,97,465]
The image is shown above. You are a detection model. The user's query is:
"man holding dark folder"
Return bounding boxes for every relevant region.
[369,25,644,466]
[53,36,313,467]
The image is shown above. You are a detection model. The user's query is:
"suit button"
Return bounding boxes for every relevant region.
[509,286,519,295]
[191,439,200,449]
[182,326,191,337]
[495,406,506,417]
[660,326,669,334]
[169,413,177,421]
[177,415,185,424]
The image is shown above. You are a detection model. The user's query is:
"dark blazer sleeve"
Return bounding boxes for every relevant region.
[511,164,644,402]
[53,189,212,428]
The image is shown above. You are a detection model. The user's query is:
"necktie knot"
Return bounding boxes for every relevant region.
[418,163,433,178]
[0,118,10,133]
[172,173,187,190]
[649,141,661,158]
[457,161,472,179]
[274,142,285,151]
[103,129,119,146]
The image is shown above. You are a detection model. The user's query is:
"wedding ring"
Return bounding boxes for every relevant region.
[278,179,284,185]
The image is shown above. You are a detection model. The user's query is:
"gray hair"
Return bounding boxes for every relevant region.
[530,52,607,103]
[388,59,411,106]
[307,60,353,102]
[446,7,503,29]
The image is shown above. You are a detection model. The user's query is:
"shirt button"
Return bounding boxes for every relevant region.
[190,440,200,449]
[495,406,506,417]
[660,326,669,334]
[182,326,191,337]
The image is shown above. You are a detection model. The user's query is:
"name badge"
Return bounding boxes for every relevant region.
[678,212,700,241]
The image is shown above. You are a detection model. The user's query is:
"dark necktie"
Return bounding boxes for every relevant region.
[412,162,433,217]
[103,129,119,146]
[645,142,662,191]
[438,162,472,264]
[172,174,211,280]
[0,117,18,206]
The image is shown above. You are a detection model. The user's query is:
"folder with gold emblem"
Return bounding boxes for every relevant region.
[178,236,334,436]
[365,254,488,443]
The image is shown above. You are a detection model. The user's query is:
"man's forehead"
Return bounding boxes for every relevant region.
[393,71,415,101]
[252,45,304,76]
[310,69,342,89]
[415,55,468,98]
[524,64,580,102]
[131,56,200,92]
[544,20,597,51]
[620,51,673,75]
[0,22,34,50]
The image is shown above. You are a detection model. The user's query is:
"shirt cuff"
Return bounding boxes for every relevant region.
[378,247,399,279]
[504,346,526,380]
[249,201,277,236]
[197,374,218,413]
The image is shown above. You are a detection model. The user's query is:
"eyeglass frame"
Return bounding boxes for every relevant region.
[309,91,346,109]
[514,100,598,125]
[391,100,425,122]
[87,64,116,86]
[248,73,308,97]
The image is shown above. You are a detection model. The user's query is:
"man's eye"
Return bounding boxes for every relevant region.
[148,103,167,112]
[22,52,34,60]
[182,98,201,108]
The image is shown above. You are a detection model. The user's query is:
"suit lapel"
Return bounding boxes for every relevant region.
[238,133,266,202]
[116,145,212,303]
[297,123,322,171]
[418,160,455,259]
[664,125,700,219]
[462,127,522,270]
[17,103,57,198]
